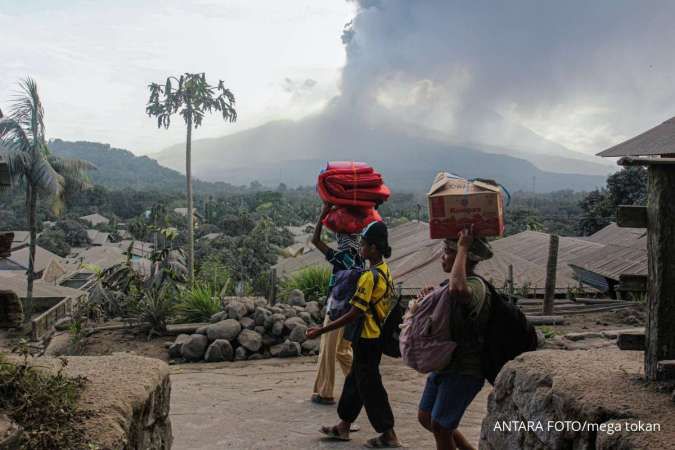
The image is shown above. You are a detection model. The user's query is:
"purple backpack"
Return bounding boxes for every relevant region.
[399,285,457,373]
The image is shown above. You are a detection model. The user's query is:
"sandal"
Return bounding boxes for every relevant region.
[311,394,336,405]
[320,425,350,441]
[365,435,402,448]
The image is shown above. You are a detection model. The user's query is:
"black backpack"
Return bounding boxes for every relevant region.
[476,276,538,385]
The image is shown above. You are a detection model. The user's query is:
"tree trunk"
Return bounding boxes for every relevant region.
[645,165,675,380]
[543,234,559,315]
[25,184,37,322]
[186,113,195,286]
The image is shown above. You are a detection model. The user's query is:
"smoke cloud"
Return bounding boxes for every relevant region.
[337,0,675,154]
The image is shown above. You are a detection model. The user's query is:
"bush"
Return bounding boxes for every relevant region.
[37,229,71,257]
[176,284,221,323]
[280,266,332,302]
[133,288,175,333]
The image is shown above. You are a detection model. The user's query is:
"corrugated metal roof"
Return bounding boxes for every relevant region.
[0,271,85,299]
[86,229,111,246]
[2,245,64,273]
[80,213,110,226]
[569,223,647,281]
[597,116,675,157]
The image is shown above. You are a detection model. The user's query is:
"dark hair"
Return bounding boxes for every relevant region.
[362,221,392,259]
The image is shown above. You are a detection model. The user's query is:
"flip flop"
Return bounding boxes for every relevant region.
[320,425,350,441]
[350,424,361,432]
[364,435,402,448]
[311,394,336,405]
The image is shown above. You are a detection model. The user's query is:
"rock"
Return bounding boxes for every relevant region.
[226,301,248,320]
[54,316,73,332]
[253,307,272,326]
[210,311,227,323]
[239,317,255,330]
[204,339,233,362]
[248,353,264,361]
[282,308,297,318]
[536,329,545,348]
[298,311,313,325]
[269,306,283,314]
[293,306,305,313]
[305,301,322,321]
[254,298,268,308]
[181,334,209,362]
[284,317,306,332]
[289,324,308,343]
[271,321,284,337]
[168,334,192,359]
[270,313,286,323]
[0,414,22,449]
[195,325,208,335]
[302,338,320,354]
[207,319,242,342]
[287,289,306,307]
[163,341,173,349]
[238,329,263,352]
[270,340,301,358]
[262,333,279,347]
[44,332,71,357]
[234,346,247,361]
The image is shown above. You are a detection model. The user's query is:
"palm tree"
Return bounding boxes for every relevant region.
[0,78,94,320]
[146,73,237,285]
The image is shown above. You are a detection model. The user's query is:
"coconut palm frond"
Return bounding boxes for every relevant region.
[48,155,97,173]
[0,117,31,148]
[0,146,30,182]
[10,77,45,143]
[30,156,64,197]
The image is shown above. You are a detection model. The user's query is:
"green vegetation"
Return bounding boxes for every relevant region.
[147,72,238,284]
[281,266,332,303]
[37,228,70,256]
[0,78,93,320]
[177,284,222,323]
[0,345,90,449]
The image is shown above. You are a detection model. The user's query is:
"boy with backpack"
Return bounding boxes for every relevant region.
[310,203,364,405]
[417,228,493,450]
[306,221,402,448]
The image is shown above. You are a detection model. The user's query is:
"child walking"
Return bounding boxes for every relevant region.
[306,221,401,448]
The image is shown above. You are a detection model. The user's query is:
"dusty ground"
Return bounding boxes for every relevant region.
[169,356,489,450]
[536,304,645,335]
[77,328,170,362]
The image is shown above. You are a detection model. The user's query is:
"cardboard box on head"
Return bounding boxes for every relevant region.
[427,172,505,239]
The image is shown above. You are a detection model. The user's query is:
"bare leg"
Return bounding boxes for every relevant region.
[418,410,433,431]
[432,421,456,450]
[452,429,476,450]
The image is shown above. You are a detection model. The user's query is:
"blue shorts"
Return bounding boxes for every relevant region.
[419,372,484,430]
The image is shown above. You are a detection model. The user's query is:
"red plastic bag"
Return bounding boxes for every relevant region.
[322,206,382,234]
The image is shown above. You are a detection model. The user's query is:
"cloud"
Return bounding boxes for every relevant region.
[338,0,675,154]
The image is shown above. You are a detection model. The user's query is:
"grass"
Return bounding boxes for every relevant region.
[538,325,556,339]
[176,284,222,323]
[0,343,91,449]
[280,266,332,303]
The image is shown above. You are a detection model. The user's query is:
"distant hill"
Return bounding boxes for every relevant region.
[155,106,608,193]
[49,139,238,194]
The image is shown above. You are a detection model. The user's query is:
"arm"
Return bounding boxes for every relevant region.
[306,306,363,339]
[311,203,332,256]
[448,227,473,302]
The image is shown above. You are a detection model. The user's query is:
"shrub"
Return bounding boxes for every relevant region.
[176,284,221,323]
[37,229,71,257]
[133,288,175,333]
[280,266,332,302]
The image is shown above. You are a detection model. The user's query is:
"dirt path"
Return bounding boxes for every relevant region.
[170,356,489,449]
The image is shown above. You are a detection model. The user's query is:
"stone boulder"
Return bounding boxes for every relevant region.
[287,289,306,307]
[225,301,248,321]
[248,353,264,361]
[288,324,308,344]
[253,307,272,326]
[168,334,192,359]
[284,317,306,332]
[234,346,248,361]
[195,325,208,335]
[207,319,241,342]
[254,326,266,336]
[271,321,284,337]
[204,339,233,362]
[0,414,22,449]
[270,340,301,358]
[54,316,73,332]
[238,329,263,352]
[298,311,313,325]
[302,338,320,354]
[181,334,209,362]
[209,311,227,323]
[305,301,322,322]
[239,317,255,330]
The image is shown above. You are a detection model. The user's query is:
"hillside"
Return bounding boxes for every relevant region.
[155,107,607,193]
[49,139,238,194]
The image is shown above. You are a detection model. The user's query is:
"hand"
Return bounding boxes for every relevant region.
[457,225,474,250]
[320,203,333,218]
[419,286,434,299]
[306,326,323,340]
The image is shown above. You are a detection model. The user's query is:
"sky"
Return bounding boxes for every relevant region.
[3,0,675,158]
[0,0,354,154]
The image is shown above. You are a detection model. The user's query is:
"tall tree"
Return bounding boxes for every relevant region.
[0,78,94,319]
[146,73,237,284]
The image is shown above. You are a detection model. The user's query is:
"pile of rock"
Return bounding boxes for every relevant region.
[168,291,324,363]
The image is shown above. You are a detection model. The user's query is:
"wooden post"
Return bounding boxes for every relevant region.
[507,264,514,301]
[269,268,277,305]
[645,165,675,380]
[543,234,559,315]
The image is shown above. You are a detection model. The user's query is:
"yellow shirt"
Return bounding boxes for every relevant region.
[350,261,394,339]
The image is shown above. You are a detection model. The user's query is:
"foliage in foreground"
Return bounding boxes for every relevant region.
[280,266,332,303]
[177,283,222,323]
[0,346,90,449]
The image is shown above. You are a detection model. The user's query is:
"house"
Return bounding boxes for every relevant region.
[201,232,223,241]
[174,208,203,222]
[60,245,152,289]
[0,245,64,277]
[79,213,110,227]
[0,271,85,313]
[0,156,10,187]
[110,240,154,259]
[0,232,12,258]
[9,231,29,251]
[0,289,23,328]
[86,229,111,246]
[597,116,675,157]
[569,223,647,296]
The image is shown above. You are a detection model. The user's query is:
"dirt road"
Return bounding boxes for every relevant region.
[170,356,488,449]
